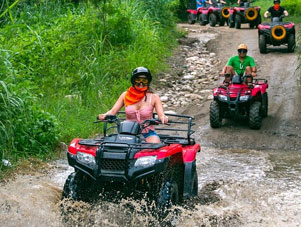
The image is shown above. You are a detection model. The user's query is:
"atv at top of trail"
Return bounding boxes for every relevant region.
[62,112,200,209]
[210,74,268,129]
[258,16,295,53]
[187,2,230,27]
[228,2,261,29]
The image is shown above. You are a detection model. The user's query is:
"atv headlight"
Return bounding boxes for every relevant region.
[239,95,250,101]
[218,95,227,102]
[77,152,96,167]
[134,156,157,168]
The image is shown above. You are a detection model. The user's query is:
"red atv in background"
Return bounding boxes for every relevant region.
[228,2,261,29]
[210,74,268,129]
[258,16,295,53]
[62,113,200,208]
[187,2,230,26]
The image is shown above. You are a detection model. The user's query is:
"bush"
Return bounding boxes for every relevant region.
[0,81,59,170]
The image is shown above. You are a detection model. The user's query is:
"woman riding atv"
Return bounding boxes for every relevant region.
[264,0,288,21]
[98,67,168,143]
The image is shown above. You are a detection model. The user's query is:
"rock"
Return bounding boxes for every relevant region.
[183,75,195,80]
[160,96,169,102]
[209,52,216,57]
[2,159,11,167]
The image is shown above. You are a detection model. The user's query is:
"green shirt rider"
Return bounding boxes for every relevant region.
[221,44,257,87]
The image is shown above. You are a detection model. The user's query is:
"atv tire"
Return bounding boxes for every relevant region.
[188,13,195,24]
[259,34,267,54]
[210,101,222,128]
[261,92,268,118]
[199,14,207,26]
[249,101,262,129]
[157,180,179,209]
[209,13,217,27]
[219,18,225,26]
[235,14,241,29]
[62,171,93,201]
[228,18,235,28]
[287,33,295,53]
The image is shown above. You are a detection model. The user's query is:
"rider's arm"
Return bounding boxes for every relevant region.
[153,94,168,124]
[98,92,126,120]
[250,57,257,77]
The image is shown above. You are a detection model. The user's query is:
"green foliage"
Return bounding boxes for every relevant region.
[0,81,59,171]
[0,0,179,172]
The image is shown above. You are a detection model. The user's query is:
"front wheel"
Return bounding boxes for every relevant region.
[210,101,222,128]
[235,14,241,29]
[188,13,195,24]
[287,33,295,53]
[157,180,179,209]
[228,17,235,28]
[249,101,262,129]
[62,171,94,201]
[259,34,267,54]
[209,13,217,27]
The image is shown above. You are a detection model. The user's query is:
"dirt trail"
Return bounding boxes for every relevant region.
[180,23,301,151]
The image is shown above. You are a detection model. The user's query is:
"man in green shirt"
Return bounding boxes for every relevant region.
[221,44,257,87]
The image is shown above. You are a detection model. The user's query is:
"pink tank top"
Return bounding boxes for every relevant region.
[125,94,154,133]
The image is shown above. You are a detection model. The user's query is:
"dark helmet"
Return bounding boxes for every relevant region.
[131,67,152,85]
[273,0,280,4]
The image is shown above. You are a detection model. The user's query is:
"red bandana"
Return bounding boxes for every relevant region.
[274,4,280,11]
[124,86,147,107]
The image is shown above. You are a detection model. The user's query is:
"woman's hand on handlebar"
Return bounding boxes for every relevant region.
[159,115,169,124]
[97,114,107,121]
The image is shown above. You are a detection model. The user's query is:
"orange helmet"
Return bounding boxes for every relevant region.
[237,44,248,50]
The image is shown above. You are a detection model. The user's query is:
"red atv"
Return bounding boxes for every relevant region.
[258,16,295,53]
[187,3,230,27]
[62,113,200,207]
[228,2,261,29]
[210,74,268,129]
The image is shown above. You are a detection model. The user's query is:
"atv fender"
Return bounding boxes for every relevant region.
[187,9,197,15]
[182,144,200,199]
[183,160,197,199]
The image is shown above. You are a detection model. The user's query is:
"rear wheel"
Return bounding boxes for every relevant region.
[249,101,262,129]
[261,92,268,118]
[209,13,217,27]
[188,13,195,24]
[235,14,241,29]
[287,33,295,53]
[259,34,267,54]
[210,101,222,128]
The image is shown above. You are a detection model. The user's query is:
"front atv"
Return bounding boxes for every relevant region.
[258,16,296,53]
[228,2,261,29]
[62,113,200,208]
[210,75,268,129]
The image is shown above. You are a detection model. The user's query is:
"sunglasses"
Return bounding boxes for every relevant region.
[238,49,247,53]
[135,77,149,84]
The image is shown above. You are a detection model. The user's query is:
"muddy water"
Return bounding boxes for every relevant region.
[1,147,300,227]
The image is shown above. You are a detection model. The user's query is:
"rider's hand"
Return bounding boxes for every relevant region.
[160,115,168,124]
[251,72,257,77]
[98,114,106,120]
